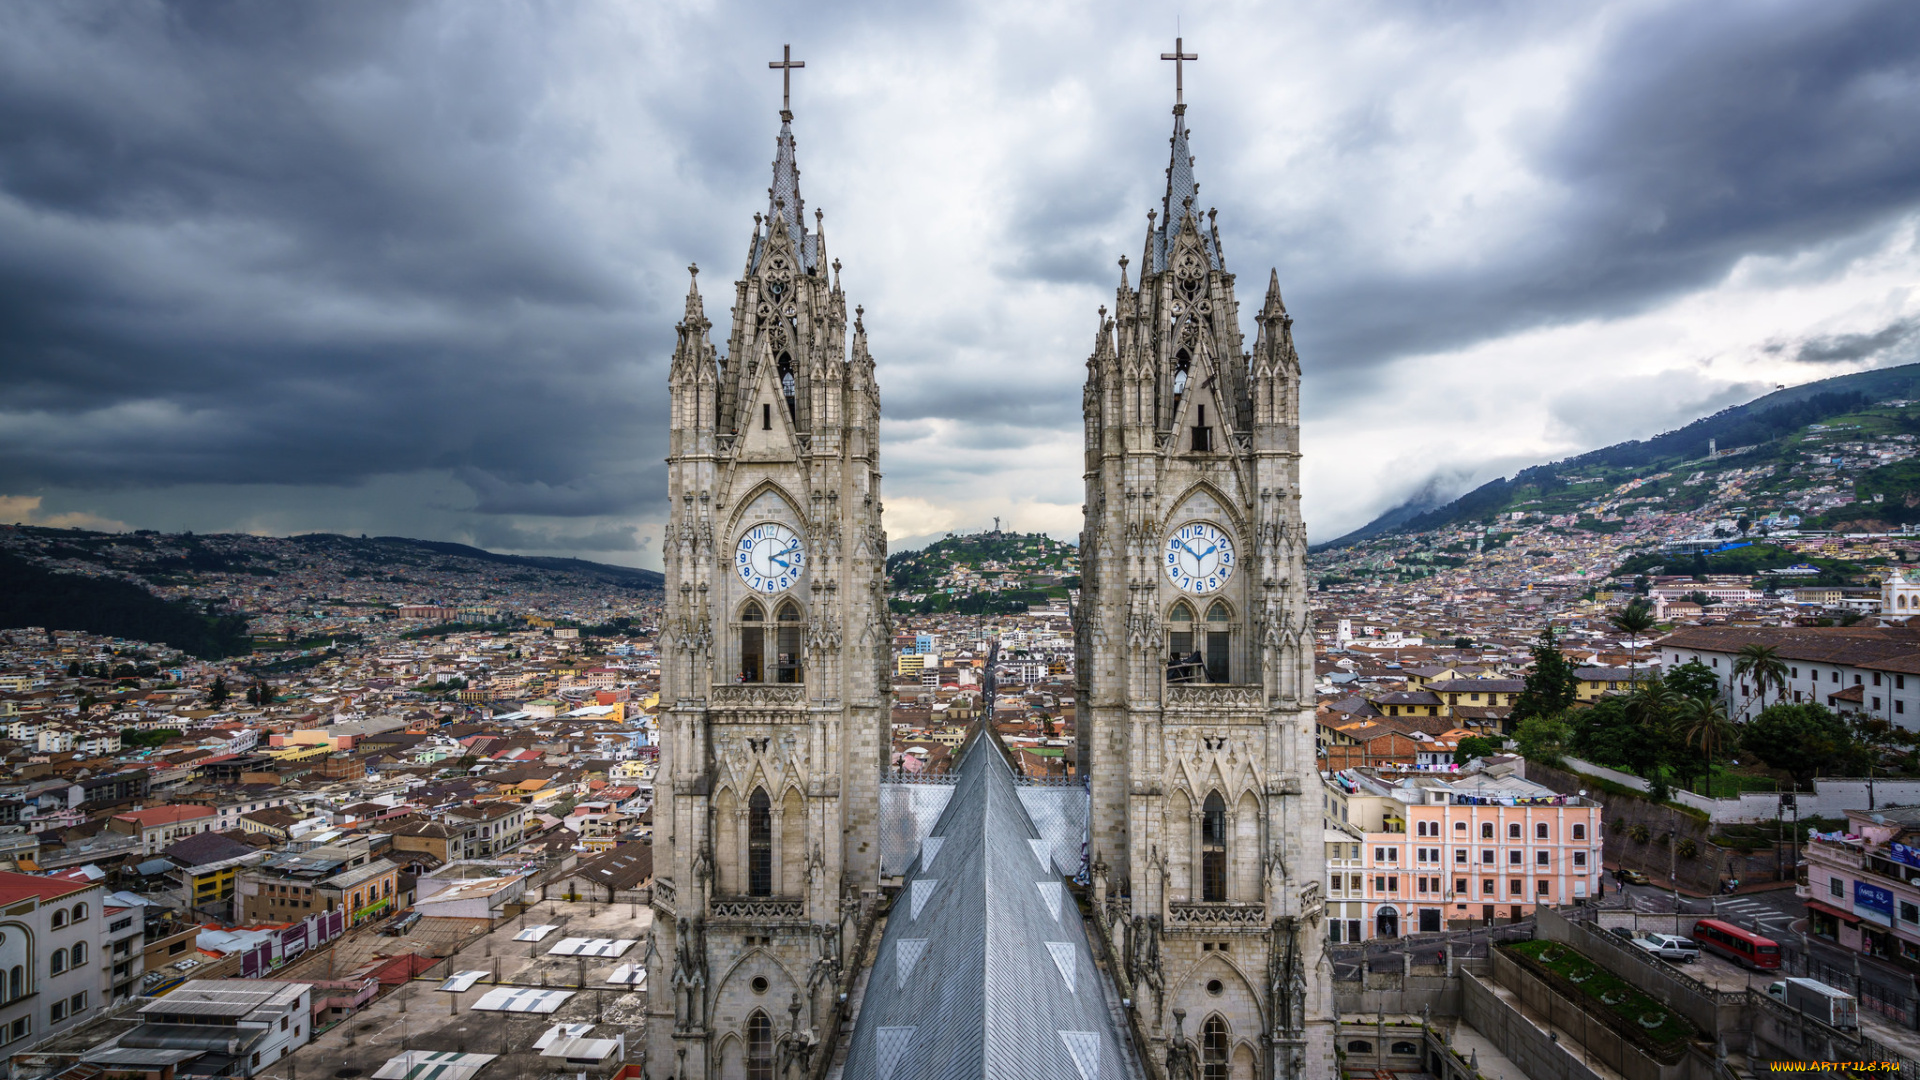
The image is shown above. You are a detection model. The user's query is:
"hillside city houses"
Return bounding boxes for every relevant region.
[14,497,1920,1072]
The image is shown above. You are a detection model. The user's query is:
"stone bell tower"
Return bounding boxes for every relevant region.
[647,45,890,1080]
[1075,39,1334,1080]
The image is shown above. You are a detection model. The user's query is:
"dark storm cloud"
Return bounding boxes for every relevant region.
[1792,318,1920,365]
[0,1,673,509]
[2,0,1918,557]
[1280,0,1920,402]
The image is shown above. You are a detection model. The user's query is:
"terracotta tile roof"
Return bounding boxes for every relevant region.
[0,870,93,905]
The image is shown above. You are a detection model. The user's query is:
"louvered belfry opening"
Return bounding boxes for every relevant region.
[748,788,773,896]
[1201,791,1228,902]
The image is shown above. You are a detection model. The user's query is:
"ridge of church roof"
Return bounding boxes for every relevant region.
[842,736,1137,1079]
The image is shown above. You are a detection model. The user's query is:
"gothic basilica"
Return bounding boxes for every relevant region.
[648,42,1332,1080]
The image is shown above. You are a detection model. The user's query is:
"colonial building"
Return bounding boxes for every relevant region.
[1325,768,1604,941]
[647,50,890,1080]
[1074,48,1334,1079]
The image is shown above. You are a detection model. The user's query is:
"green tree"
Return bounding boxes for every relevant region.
[1513,716,1571,765]
[1743,703,1852,788]
[1731,643,1788,714]
[1570,696,1648,773]
[1453,735,1503,766]
[1627,680,1702,790]
[1665,660,1722,703]
[207,676,229,706]
[1676,696,1736,793]
[1512,625,1581,722]
[65,660,80,677]
[1610,598,1657,682]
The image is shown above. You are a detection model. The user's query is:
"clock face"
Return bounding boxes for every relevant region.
[1165,522,1235,594]
[736,523,806,595]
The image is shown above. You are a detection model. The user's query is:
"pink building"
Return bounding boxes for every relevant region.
[1325,767,1604,941]
[1800,804,1920,968]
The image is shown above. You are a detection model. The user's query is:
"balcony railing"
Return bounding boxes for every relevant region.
[708,896,805,922]
[1806,836,1867,870]
[709,685,806,708]
[1163,684,1266,713]
[1167,901,1267,927]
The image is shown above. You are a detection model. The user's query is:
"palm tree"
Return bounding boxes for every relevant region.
[1677,696,1736,794]
[1731,643,1788,718]
[1611,598,1657,684]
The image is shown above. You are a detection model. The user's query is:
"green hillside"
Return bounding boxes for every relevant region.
[0,550,253,659]
[1322,362,1920,547]
[886,531,1078,614]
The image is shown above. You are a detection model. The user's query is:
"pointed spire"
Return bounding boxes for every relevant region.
[683,263,706,324]
[1153,105,1219,273]
[751,117,818,273]
[1263,268,1285,316]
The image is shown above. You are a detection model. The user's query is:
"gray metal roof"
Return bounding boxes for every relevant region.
[842,736,1140,1080]
[1154,108,1219,274]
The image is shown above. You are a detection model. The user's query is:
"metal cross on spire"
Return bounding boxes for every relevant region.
[769,44,806,120]
[1161,36,1197,111]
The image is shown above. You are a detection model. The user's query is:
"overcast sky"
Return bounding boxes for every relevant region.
[3,0,1918,567]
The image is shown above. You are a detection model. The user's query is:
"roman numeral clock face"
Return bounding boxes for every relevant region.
[736,523,806,594]
[1165,522,1235,594]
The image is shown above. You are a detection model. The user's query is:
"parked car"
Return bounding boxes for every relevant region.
[1608,926,1636,943]
[1631,934,1700,963]
[1615,868,1651,887]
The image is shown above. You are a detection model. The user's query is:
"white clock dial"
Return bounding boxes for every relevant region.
[1164,522,1235,594]
[736,523,806,595]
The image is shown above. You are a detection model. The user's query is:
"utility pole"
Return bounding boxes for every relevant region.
[1669,829,1681,914]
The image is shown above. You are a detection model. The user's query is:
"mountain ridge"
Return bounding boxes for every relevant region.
[1318,362,1920,550]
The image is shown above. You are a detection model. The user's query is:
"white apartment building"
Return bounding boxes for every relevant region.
[0,872,123,1056]
[1660,626,1920,726]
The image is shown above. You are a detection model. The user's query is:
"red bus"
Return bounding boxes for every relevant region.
[1690,918,1782,969]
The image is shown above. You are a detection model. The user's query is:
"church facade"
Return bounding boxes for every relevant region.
[1073,87,1335,1078]
[649,45,1330,1080]
[646,88,891,1079]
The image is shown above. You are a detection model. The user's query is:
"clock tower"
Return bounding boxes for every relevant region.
[648,47,889,1080]
[1075,41,1334,1080]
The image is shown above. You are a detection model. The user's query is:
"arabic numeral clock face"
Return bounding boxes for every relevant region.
[1165,522,1235,594]
[736,523,806,595]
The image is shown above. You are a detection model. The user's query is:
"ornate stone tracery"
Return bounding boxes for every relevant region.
[651,67,887,1079]
[1077,78,1332,1079]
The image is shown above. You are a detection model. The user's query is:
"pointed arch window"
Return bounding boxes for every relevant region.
[775,600,804,684]
[1201,792,1227,902]
[746,1009,774,1080]
[1201,1016,1229,1080]
[1205,601,1231,683]
[1172,351,1190,399]
[778,354,796,423]
[1168,603,1199,682]
[740,602,765,683]
[748,788,773,897]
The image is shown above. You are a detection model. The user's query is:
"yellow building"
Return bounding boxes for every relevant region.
[1572,667,1637,702]
[186,861,246,906]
